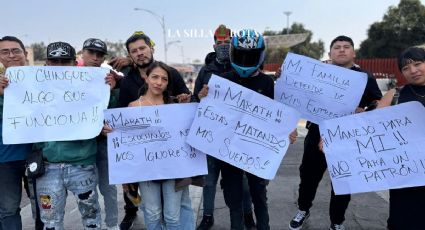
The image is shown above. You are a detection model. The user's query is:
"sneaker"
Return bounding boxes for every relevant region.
[244,211,256,229]
[196,215,214,230]
[329,223,345,230]
[119,212,137,230]
[289,210,310,230]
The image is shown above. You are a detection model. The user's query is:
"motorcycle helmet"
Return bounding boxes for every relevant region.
[230,29,265,78]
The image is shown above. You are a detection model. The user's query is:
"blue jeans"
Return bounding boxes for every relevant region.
[202,156,220,216]
[36,163,101,230]
[140,186,194,229]
[0,160,26,230]
[139,180,183,230]
[96,138,118,227]
[180,187,194,230]
[203,156,253,216]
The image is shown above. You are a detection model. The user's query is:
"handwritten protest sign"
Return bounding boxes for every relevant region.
[186,75,300,179]
[320,101,425,195]
[275,53,367,124]
[104,103,207,184]
[3,66,110,144]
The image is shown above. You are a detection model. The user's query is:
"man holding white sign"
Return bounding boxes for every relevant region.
[276,52,368,123]
[33,42,114,230]
[2,60,113,143]
[193,30,300,230]
[288,36,382,230]
[194,25,257,230]
[0,36,36,230]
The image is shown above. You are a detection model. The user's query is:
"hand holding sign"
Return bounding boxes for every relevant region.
[320,101,425,194]
[0,74,8,95]
[2,66,110,144]
[275,53,367,124]
[187,75,300,179]
[104,103,207,184]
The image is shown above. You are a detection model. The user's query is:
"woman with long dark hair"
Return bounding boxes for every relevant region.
[378,47,425,230]
[129,61,192,230]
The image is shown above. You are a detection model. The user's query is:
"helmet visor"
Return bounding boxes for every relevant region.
[231,47,264,67]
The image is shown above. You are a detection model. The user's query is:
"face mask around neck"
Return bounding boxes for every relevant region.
[215,44,230,63]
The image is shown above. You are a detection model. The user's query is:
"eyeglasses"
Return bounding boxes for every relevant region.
[0,48,24,57]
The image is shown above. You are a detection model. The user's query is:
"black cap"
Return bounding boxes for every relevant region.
[83,38,107,54]
[47,42,76,60]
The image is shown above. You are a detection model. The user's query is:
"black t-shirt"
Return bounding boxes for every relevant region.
[398,84,425,106]
[118,66,190,107]
[352,66,383,108]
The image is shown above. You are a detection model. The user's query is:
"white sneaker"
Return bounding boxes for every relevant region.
[329,223,345,230]
[289,209,310,230]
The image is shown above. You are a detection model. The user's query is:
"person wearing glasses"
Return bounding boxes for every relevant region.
[0,36,34,230]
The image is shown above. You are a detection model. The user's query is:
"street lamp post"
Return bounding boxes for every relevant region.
[180,46,185,64]
[283,11,292,35]
[134,8,168,63]
[166,40,181,63]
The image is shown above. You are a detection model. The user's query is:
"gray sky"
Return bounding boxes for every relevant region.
[3,0,418,63]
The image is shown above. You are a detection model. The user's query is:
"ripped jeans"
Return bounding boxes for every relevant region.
[36,163,101,230]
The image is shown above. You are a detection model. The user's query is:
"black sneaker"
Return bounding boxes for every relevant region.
[244,211,256,229]
[119,212,137,230]
[329,223,345,230]
[289,210,310,230]
[197,215,214,230]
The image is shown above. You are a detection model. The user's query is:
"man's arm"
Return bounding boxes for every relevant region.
[170,67,190,96]
[193,66,209,102]
[351,66,383,109]
[0,75,9,96]
[118,78,132,108]
[359,73,383,108]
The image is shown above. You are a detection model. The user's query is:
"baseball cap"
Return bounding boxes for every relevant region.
[47,42,76,60]
[214,24,231,42]
[83,38,107,54]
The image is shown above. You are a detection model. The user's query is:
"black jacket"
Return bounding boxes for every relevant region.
[193,53,232,102]
[118,65,190,107]
[222,70,275,99]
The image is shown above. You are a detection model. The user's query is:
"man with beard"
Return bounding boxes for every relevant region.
[118,32,190,107]
[118,32,192,230]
